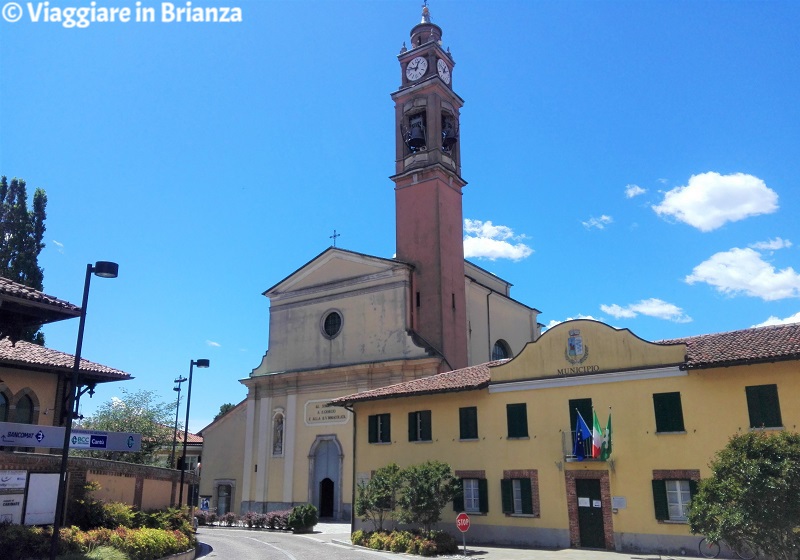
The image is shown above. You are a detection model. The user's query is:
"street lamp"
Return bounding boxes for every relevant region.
[170,376,187,469]
[178,358,209,507]
[49,261,118,560]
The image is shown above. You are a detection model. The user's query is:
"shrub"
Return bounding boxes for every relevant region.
[418,538,438,557]
[266,509,290,530]
[288,504,318,531]
[431,530,458,554]
[351,529,367,546]
[367,531,389,550]
[220,511,238,527]
[108,527,192,560]
[103,502,135,529]
[242,511,267,528]
[0,522,51,560]
[389,530,413,553]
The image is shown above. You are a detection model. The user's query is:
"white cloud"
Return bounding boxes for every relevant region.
[544,315,601,330]
[582,215,613,230]
[686,247,800,301]
[625,184,646,198]
[600,298,692,323]
[463,219,533,261]
[652,172,778,232]
[206,340,221,347]
[52,239,65,254]
[752,311,800,327]
[749,237,792,251]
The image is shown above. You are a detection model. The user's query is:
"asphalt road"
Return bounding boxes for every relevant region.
[195,526,395,560]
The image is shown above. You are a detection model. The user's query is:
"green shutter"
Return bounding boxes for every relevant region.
[368,415,378,443]
[421,410,432,441]
[382,414,391,442]
[507,404,528,438]
[746,384,782,428]
[689,479,699,498]
[501,479,513,513]
[654,392,685,432]
[408,412,417,441]
[478,478,489,513]
[460,407,478,439]
[453,479,464,512]
[652,480,669,520]
[520,478,534,515]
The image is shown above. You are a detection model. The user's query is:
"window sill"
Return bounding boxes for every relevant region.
[410,440,433,444]
[464,511,486,516]
[655,431,687,435]
[505,513,539,518]
[749,426,783,431]
[369,441,392,445]
[459,438,479,442]
[658,519,688,524]
[507,436,530,441]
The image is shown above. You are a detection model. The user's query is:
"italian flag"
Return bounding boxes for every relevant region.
[592,410,603,458]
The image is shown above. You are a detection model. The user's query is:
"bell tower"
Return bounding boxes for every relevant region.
[391,4,468,370]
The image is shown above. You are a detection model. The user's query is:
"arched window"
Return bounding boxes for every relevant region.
[15,395,33,423]
[492,340,511,361]
[0,393,8,422]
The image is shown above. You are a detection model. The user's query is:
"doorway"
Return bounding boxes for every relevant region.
[576,479,604,548]
[319,478,334,518]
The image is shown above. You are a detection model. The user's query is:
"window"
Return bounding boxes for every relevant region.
[652,478,698,522]
[501,479,534,515]
[745,384,782,428]
[653,392,685,432]
[14,395,33,424]
[459,407,478,440]
[0,394,7,422]
[492,340,510,361]
[453,477,488,514]
[321,310,343,338]
[408,410,432,442]
[368,413,391,443]
[501,470,539,516]
[506,403,528,438]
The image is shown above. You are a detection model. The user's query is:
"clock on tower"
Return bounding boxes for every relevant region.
[390,4,469,371]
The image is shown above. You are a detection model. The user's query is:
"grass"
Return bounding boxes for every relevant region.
[58,546,131,560]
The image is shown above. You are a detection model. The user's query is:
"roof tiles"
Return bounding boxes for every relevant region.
[0,337,130,379]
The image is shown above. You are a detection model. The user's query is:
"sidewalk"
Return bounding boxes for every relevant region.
[315,522,677,560]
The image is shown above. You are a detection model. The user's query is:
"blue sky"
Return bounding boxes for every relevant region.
[2,1,798,432]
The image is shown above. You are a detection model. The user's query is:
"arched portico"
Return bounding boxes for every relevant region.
[307,435,344,520]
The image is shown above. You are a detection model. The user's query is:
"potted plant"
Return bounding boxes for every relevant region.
[288,504,318,533]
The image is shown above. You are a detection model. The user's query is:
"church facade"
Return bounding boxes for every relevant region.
[198,7,540,519]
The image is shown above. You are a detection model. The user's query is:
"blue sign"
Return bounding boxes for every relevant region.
[90,435,108,449]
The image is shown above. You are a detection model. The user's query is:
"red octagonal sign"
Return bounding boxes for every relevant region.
[456,512,470,532]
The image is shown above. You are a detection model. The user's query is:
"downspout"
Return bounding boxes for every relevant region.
[345,403,356,536]
[486,288,494,359]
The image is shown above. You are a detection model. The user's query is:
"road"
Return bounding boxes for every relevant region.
[195,525,396,560]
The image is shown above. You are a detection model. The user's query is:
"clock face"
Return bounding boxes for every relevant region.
[405,56,428,81]
[437,59,451,84]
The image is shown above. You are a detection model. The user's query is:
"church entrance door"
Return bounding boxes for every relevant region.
[319,478,334,518]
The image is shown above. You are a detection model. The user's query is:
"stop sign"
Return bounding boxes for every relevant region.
[456,512,470,532]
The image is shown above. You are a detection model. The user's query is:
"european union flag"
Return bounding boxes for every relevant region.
[574,411,592,460]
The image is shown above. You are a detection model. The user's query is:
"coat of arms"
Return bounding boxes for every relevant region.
[565,329,589,364]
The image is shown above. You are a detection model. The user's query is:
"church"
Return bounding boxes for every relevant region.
[198,5,541,520]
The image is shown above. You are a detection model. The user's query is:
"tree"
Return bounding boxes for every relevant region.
[77,389,175,465]
[0,175,48,344]
[213,403,235,421]
[689,431,800,560]
[355,462,403,531]
[397,460,460,533]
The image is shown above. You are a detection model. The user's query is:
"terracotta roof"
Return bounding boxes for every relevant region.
[330,360,506,405]
[0,277,79,310]
[0,337,131,381]
[333,323,800,405]
[662,322,800,369]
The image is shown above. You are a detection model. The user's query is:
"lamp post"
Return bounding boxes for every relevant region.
[170,376,187,469]
[49,261,118,560]
[178,358,209,507]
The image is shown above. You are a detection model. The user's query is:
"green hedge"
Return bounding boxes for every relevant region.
[351,529,457,557]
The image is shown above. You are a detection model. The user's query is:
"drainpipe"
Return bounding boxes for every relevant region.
[345,403,356,536]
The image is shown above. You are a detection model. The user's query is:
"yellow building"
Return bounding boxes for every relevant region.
[333,319,800,554]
